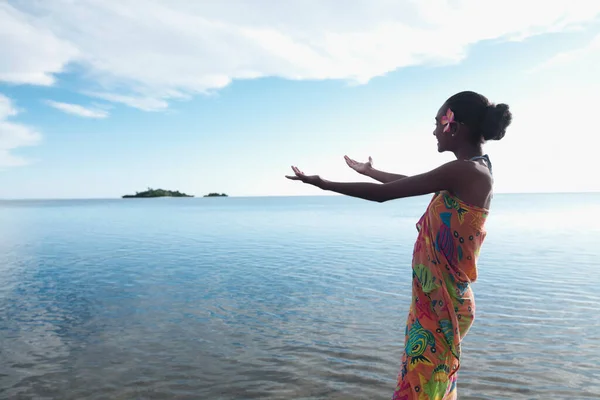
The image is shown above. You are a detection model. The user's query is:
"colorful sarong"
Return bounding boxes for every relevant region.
[393,190,488,399]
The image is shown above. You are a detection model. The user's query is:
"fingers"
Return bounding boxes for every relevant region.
[368,156,373,164]
[291,166,304,175]
[287,165,316,184]
[344,155,356,166]
[290,166,307,179]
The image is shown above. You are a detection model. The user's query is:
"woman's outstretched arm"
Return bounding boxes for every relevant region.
[344,155,408,183]
[362,167,408,183]
[286,162,463,203]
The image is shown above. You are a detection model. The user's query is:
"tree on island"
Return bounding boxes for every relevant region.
[203,192,228,197]
[122,187,194,198]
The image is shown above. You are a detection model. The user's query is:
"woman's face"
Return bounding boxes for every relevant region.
[433,104,452,153]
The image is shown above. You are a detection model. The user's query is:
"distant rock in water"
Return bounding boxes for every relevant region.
[122,188,194,198]
[203,193,228,197]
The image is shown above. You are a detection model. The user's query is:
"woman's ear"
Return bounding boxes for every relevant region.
[450,122,460,137]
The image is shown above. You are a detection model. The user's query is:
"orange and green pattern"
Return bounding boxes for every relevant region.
[393,191,488,400]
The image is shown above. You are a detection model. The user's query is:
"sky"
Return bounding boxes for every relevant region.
[0,0,599,199]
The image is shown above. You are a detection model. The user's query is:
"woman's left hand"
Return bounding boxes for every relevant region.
[285,166,323,187]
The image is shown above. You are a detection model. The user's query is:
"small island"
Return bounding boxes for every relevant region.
[203,193,228,197]
[122,188,194,198]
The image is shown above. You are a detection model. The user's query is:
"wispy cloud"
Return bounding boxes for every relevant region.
[0,95,17,119]
[1,1,600,110]
[84,93,168,112]
[0,94,41,167]
[45,100,109,118]
[46,100,108,118]
[530,33,600,73]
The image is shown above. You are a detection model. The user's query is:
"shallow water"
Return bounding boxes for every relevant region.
[0,194,599,399]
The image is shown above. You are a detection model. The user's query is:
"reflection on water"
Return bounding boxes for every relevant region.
[0,194,599,399]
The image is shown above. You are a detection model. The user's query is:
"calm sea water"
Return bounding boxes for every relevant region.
[0,194,599,400]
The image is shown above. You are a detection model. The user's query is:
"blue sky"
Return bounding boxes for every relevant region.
[1,1,599,198]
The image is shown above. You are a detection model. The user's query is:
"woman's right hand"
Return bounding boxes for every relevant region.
[344,155,373,175]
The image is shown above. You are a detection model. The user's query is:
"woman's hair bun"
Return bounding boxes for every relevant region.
[481,103,512,141]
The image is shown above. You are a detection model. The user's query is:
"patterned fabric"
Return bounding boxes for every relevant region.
[392,190,489,400]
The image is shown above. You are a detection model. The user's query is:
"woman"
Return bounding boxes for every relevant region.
[285,91,512,399]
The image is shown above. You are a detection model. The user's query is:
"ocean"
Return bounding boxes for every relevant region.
[0,193,599,399]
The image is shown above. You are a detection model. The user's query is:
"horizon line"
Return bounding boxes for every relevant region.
[1,191,599,201]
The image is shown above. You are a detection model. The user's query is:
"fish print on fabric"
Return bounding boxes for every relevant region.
[435,212,456,267]
[406,318,436,367]
[442,193,469,224]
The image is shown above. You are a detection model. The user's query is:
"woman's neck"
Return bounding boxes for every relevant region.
[454,144,483,161]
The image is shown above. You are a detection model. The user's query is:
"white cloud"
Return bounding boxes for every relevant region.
[0,95,18,119]
[0,94,41,167]
[0,2,78,85]
[530,33,600,73]
[84,93,169,112]
[1,1,600,110]
[45,100,109,118]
